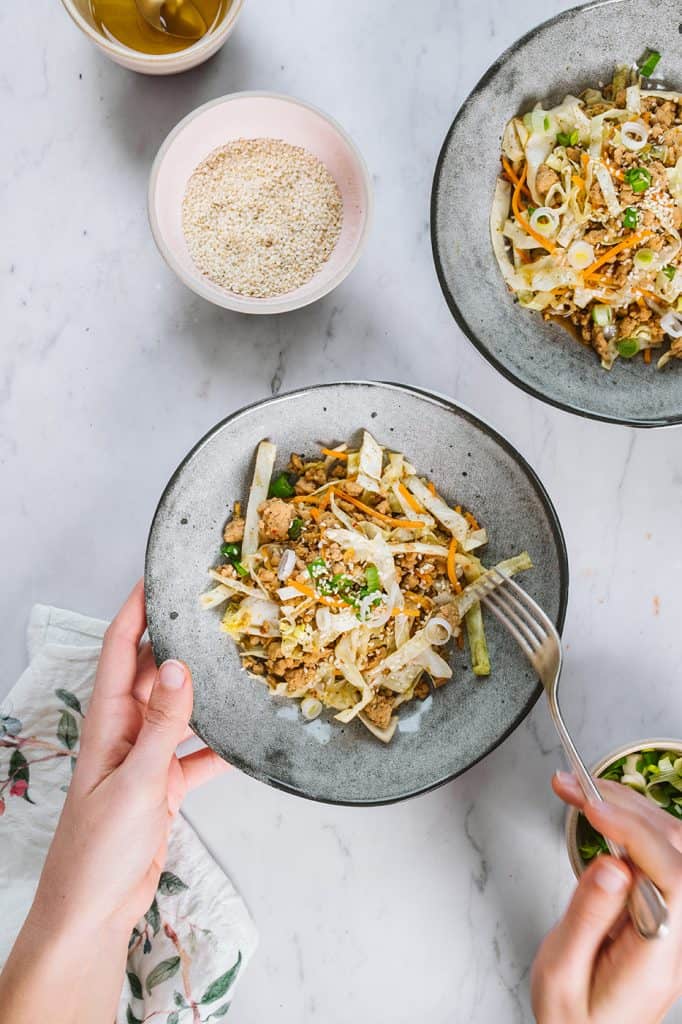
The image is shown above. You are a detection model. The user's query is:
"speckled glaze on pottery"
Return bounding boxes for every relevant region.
[432,0,682,427]
[145,382,569,805]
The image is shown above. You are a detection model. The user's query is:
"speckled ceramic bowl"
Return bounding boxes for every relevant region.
[432,0,682,427]
[565,737,682,878]
[145,382,568,805]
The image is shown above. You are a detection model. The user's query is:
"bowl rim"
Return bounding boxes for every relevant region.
[144,379,570,806]
[430,0,682,429]
[59,0,245,65]
[565,736,682,877]
[147,91,374,314]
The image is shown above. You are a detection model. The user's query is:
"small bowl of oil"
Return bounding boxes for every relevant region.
[61,0,245,74]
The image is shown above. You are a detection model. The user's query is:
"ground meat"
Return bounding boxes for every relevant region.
[536,164,559,198]
[303,465,327,486]
[414,679,430,700]
[286,668,311,694]
[294,478,316,495]
[259,498,294,541]
[364,694,394,729]
[437,602,461,631]
[588,180,604,208]
[653,100,676,131]
[337,479,363,496]
[670,338,682,359]
[223,516,245,543]
[288,453,305,473]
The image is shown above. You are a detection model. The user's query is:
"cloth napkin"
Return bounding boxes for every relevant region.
[0,605,257,1023]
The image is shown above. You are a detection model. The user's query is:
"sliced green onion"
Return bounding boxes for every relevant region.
[288,517,304,540]
[663,265,676,281]
[617,337,641,358]
[221,542,241,561]
[233,562,249,577]
[624,166,652,193]
[269,473,295,499]
[639,50,662,78]
[301,697,323,721]
[591,304,613,327]
[557,129,579,147]
[307,557,328,580]
[634,247,655,269]
[364,564,380,593]
[543,115,550,132]
[622,206,638,230]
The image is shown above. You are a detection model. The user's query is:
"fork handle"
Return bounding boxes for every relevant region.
[549,705,669,940]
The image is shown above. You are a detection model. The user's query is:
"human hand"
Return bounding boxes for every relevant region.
[0,580,229,1024]
[531,771,682,1024]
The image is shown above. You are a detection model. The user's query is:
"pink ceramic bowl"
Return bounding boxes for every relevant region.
[148,92,373,314]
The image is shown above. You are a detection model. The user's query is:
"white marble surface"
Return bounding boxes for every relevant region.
[3,1,682,1020]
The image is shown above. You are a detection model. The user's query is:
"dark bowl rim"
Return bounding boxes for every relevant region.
[144,380,570,806]
[430,0,682,430]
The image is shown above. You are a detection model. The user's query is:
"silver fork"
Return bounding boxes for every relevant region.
[475,568,668,941]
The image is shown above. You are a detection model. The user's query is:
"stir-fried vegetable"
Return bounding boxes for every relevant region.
[493,56,682,371]
[578,749,682,862]
[202,433,533,743]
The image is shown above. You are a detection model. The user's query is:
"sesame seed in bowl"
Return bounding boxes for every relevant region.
[148,93,372,315]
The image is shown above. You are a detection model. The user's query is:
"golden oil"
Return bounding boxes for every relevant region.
[88,0,230,55]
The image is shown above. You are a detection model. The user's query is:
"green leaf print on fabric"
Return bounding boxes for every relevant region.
[157,871,189,896]
[0,715,22,737]
[206,1004,231,1019]
[199,953,242,1004]
[55,689,84,717]
[57,710,79,750]
[126,1006,143,1024]
[145,897,161,936]
[127,970,143,1000]
[145,956,181,994]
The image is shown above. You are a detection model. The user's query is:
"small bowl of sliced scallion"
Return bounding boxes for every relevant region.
[565,739,682,878]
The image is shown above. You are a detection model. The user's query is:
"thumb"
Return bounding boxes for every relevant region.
[131,660,193,786]
[553,856,632,972]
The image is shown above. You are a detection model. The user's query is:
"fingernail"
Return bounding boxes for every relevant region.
[555,770,581,793]
[159,660,186,690]
[594,861,629,895]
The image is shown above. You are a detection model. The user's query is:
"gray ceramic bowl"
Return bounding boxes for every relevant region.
[432,0,682,427]
[145,382,568,805]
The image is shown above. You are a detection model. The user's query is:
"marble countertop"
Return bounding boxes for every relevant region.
[3,1,682,1020]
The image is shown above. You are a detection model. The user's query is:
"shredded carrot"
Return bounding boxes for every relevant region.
[512,163,556,253]
[464,511,480,530]
[501,157,532,199]
[427,481,437,496]
[455,505,462,514]
[580,152,589,171]
[329,489,423,530]
[391,607,420,619]
[287,579,345,609]
[403,592,432,608]
[572,174,585,190]
[398,482,425,513]
[457,632,465,650]
[321,448,348,461]
[309,507,321,523]
[291,488,333,505]
[633,287,662,303]
[318,490,331,511]
[644,348,652,364]
[582,229,653,277]
[447,538,462,594]
[343,548,355,560]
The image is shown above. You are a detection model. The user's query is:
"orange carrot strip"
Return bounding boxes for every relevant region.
[321,448,349,460]
[398,482,425,514]
[512,163,556,254]
[644,348,652,364]
[288,579,345,609]
[403,592,432,608]
[391,607,420,619]
[464,511,480,530]
[502,157,532,199]
[572,174,585,189]
[330,489,423,530]
[309,507,321,523]
[447,538,462,594]
[291,488,333,505]
[582,230,652,277]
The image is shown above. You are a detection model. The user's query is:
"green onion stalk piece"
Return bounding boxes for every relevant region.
[622,206,638,230]
[221,542,241,561]
[617,337,641,358]
[634,248,655,269]
[592,304,613,327]
[624,167,652,193]
[269,473,295,499]
[364,564,380,593]
[639,50,662,78]
[288,517,304,540]
[663,265,676,282]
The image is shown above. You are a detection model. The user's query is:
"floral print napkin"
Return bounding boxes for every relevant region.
[0,604,257,1022]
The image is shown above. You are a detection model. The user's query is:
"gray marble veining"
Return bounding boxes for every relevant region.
[3,1,682,1021]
